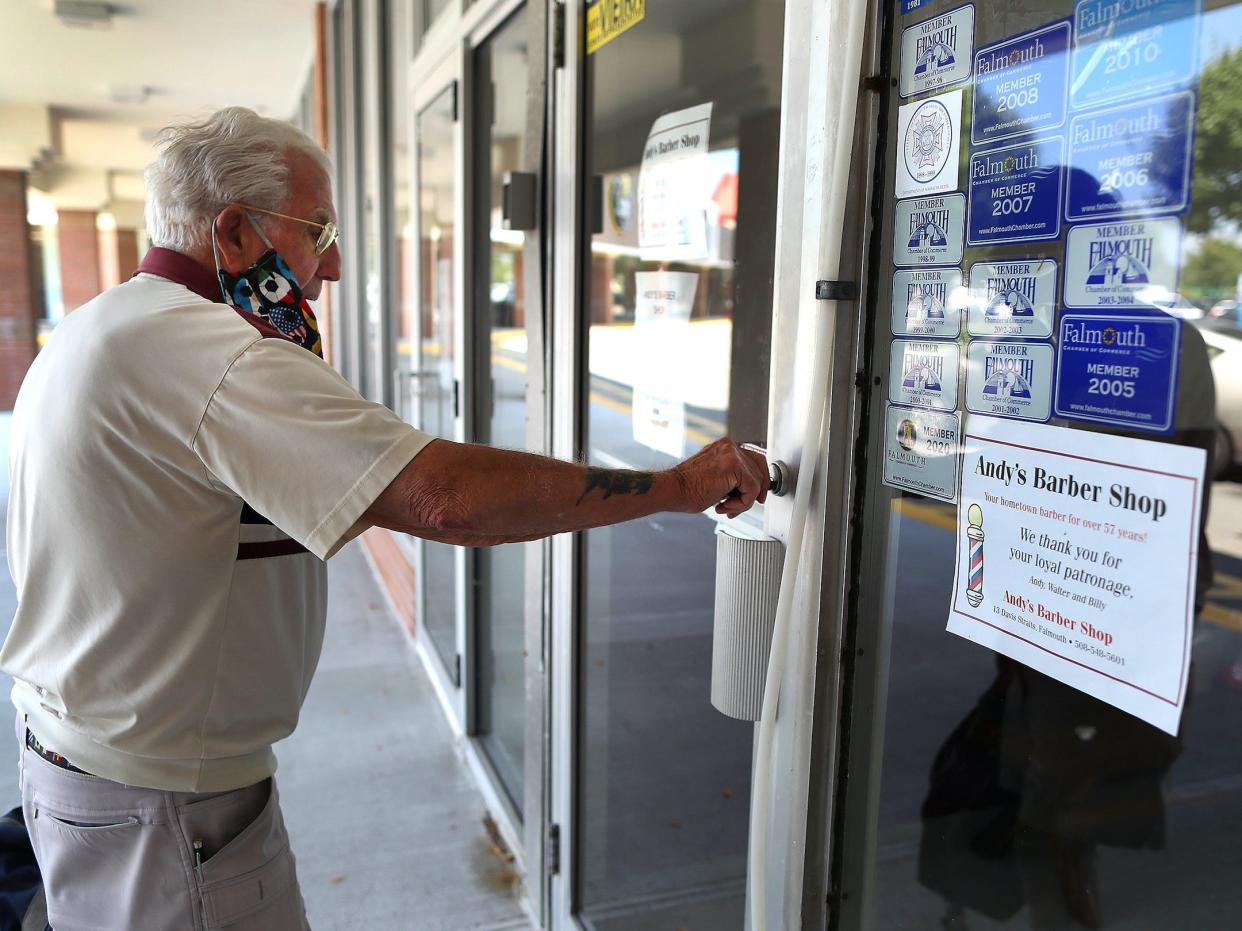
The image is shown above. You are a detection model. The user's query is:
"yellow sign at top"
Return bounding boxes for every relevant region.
[587,0,646,55]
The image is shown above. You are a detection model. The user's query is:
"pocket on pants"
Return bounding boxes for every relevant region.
[31,806,169,931]
[183,781,305,929]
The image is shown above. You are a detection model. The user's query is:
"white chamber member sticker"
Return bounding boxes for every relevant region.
[896,89,964,199]
[900,4,975,98]
[891,268,965,338]
[631,271,697,457]
[965,340,1055,421]
[894,193,966,266]
[638,103,713,261]
[882,404,962,502]
[967,259,1057,338]
[1063,217,1182,308]
[949,416,1205,736]
[889,339,961,411]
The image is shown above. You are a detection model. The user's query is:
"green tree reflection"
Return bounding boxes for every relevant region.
[1188,47,1242,234]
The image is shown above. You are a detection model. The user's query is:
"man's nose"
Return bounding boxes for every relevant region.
[317,241,342,282]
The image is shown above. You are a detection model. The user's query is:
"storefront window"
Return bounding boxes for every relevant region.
[850,2,1242,927]
[579,2,785,926]
[473,5,531,818]
[417,84,460,682]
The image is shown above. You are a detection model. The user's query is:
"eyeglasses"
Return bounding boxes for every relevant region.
[238,204,340,256]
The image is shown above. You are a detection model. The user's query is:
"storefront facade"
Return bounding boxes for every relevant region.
[324,0,1242,927]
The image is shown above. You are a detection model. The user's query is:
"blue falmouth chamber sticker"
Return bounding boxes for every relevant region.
[1066,91,1195,222]
[973,20,1071,146]
[1063,217,1182,308]
[1055,313,1182,433]
[968,136,1065,245]
[967,259,1058,338]
[894,194,966,267]
[901,5,975,98]
[890,339,961,412]
[1071,0,1201,109]
[892,268,965,338]
[966,340,1055,422]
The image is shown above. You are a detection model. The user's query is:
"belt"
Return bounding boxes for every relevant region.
[25,728,93,776]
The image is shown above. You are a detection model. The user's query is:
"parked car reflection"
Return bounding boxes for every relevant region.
[1199,324,1242,476]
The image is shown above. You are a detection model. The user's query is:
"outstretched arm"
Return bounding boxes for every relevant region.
[363,437,769,547]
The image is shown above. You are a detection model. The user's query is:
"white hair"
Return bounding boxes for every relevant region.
[144,106,333,253]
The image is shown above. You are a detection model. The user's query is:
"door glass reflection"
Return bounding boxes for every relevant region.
[473,6,530,818]
[579,3,785,927]
[417,86,460,683]
[866,2,1242,928]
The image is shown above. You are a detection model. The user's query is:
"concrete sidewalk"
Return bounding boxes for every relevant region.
[0,412,530,930]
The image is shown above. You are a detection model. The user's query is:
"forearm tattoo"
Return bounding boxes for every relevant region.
[576,468,656,506]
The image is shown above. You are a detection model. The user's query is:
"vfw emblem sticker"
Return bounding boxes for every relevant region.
[889,339,960,411]
[895,90,962,198]
[965,341,1053,421]
[1064,218,1182,308]
[907,101,951,181]
[968,260,1057,338]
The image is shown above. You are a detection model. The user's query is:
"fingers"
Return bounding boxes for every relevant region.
[711,443,770,517]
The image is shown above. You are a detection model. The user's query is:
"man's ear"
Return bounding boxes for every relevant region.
[212,205,253,272]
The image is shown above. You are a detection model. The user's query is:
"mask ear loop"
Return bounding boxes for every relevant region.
[209,216,231,304]
[210,210,278,304]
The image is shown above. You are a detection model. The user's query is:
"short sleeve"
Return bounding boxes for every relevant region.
[193,337,434,560]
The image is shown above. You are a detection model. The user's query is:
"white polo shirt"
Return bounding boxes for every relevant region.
[2,263,432,792]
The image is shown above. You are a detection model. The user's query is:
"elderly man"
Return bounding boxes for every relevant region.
[2,107,768,929]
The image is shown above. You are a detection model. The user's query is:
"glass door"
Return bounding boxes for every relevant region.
[470,2,534,821]
[575,2,786,927]
[416,80,463,686]
[836,1,1242,928]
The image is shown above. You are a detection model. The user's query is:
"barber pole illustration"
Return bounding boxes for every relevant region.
[966,503,985,607]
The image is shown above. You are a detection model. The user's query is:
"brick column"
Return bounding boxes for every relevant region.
[0,170,38,410]
[57,209,102,313]
[116,229,139,282]
[97,227,140,290]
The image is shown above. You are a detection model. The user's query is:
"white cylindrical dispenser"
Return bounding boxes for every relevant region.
[710,525,785,721]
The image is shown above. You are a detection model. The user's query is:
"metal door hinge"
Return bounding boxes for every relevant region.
[453,653,462,687]
[547,823,561,875]
[453,379,461,419]
[816,280,859,301]
[553,2,566,69]
[862,74,888,93]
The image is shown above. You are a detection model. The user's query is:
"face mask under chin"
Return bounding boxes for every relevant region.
[211,215,323,359]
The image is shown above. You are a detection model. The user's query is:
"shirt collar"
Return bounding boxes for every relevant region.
[134,247,221,303]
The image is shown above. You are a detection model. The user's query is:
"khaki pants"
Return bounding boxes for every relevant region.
[17,717,310,930]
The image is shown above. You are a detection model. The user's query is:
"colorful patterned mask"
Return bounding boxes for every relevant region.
[212,213,323,358]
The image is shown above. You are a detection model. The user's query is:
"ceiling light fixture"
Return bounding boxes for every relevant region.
[53,0,114,29]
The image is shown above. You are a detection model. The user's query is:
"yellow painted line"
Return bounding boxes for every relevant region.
[1203,602,1242,634]
[893,497,957,532]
